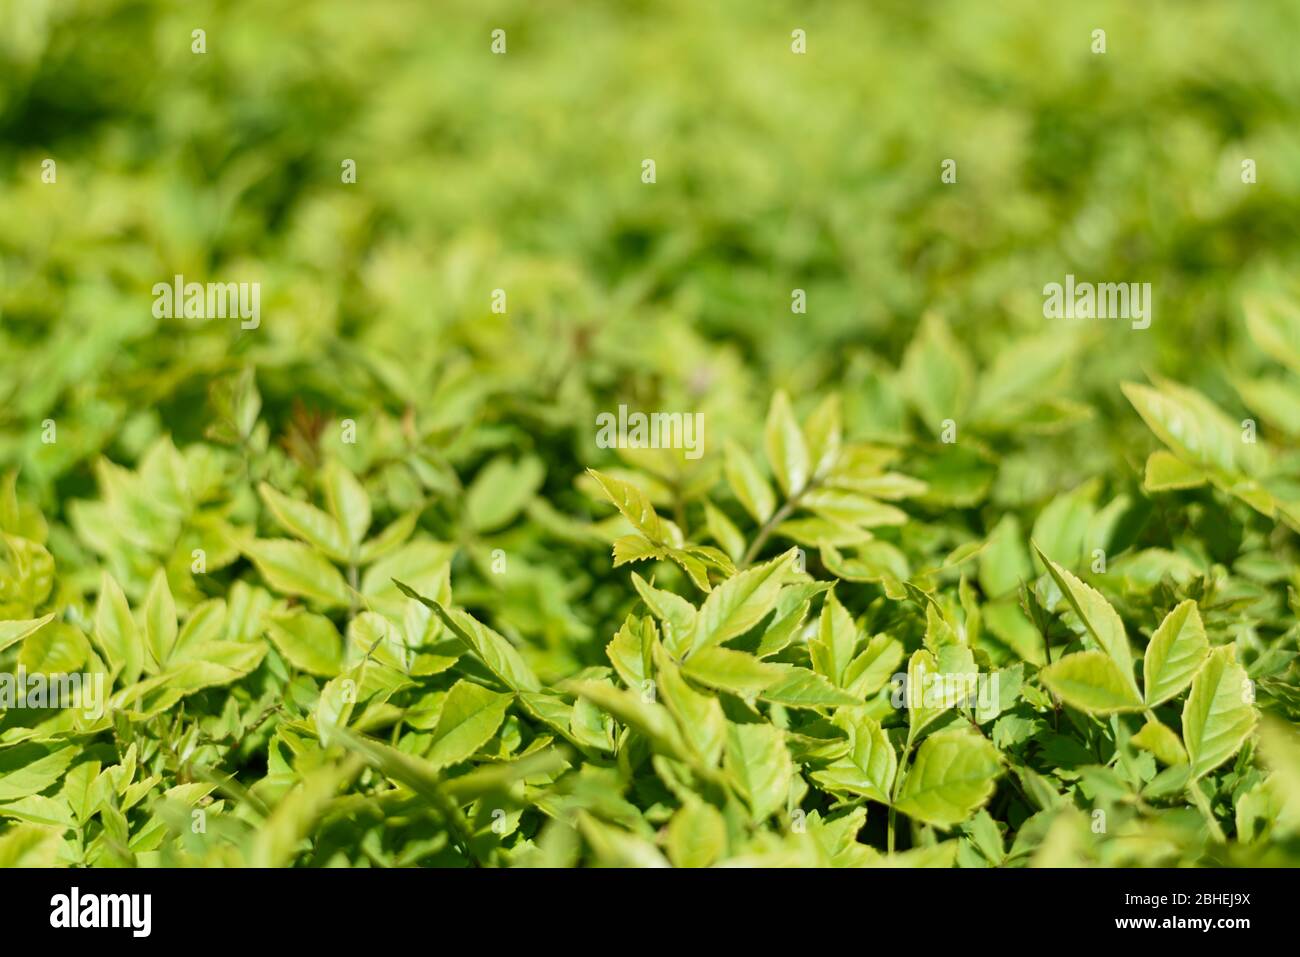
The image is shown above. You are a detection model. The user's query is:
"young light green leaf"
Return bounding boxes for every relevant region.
[802,393,843,482]
[764,390,809,497]
[265,608,344,676]
[1143,599,1209,707]
[1122,380,1251,476]
[0,613,54,655]
[899,313,973,435]
[631,572,696,657]
[681,646,784,697]
[1143,451,1207,492]
[606,616,652,691]
[245,539,352,609]
[653,646,726,766]
[760,666,862,708]
[568,680,689,761]
[1182,645,1258,780]
[587,469,674,545]
[142,568,177,669]
[322,462,372,551]
[577,813,671,868]
[724,439,775,523]
[357,510,420,565]
[690,548,796,653]
[1132,719,1187,766]
[248,759,359,868]
[1244,295,1300,374]
[704,502,746,563]
[844,634,905,698]
[1040,650,1145,714]
[1034,544,1138,698]
[394,581,541,693]
[259,482,350,562]
[0,746,76,802]
[895,729,1002,828]
[905,649,949,740]
[809,588,858,687]
[724,722,793,822]
[810,713,896,803]
[426,680,513,770]
[666,798,726,868]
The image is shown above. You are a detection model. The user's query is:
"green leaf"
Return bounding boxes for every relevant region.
[245,539,352,609]
[329,727,449,806]
[844,634,906,698]
[394,581,541,693]
[361,541,455,615]
[754,598,810,658]
[810,713,896,802]
[809,588,858,687]
[569,680,689,761]
[703,502,746,563]
[666,798,726,868]
[802,394,843,482]
[690,548,796,652]
[265,608,344,676]
[1034,544,1138,698]
[587,469,674,546]
[1181,646,1258,780]
[1143,599,1209,707]
[248,760,359,868]
[426,680,513,770]
[631,573,696,657]
[1132,719,1187,766]
[895,729,1002,828]
[654,646,726,766]
[725,723,793,822]
[802,489,907,529]
[1143,451,1207,491]
[1122,380,1255,476]
[322,462,372,551]
[142,568,178,669]
[905,649,949,740]
[0,824,64,867]
[0,794,75,829]
[1244,295,1300,373]
[259,482,350,562]
[0,613,54,655]
[724,440,775,523]
[1040,651,1145,713]
[681,646,784,697]
[760,666,862,708]
[1257,717,1300,832]
[358,511,420,564]
[466,455,545,533]
[611,535,667,568]
[764,390,809,497]
[577,813,671,868]
[0,746,76,801]
[606,616,651,691]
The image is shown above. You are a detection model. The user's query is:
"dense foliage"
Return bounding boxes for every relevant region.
[1,0,1299,867]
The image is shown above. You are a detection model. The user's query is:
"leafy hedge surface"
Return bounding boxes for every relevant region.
[2,0,1300,867]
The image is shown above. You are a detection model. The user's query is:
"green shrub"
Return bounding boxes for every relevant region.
[1,0,1299,867]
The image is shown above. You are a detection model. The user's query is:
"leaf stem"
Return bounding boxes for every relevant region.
[741,480,816,568]
[887,739,914,855]
[1187,780,1226,843]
